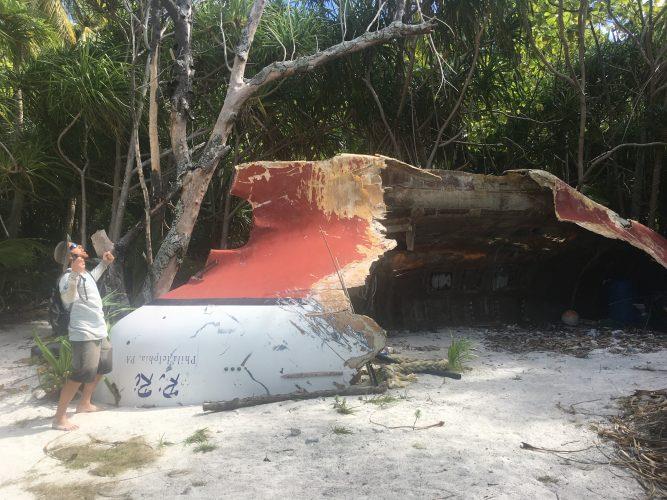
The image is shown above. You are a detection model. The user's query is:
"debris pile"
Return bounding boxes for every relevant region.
[598,389,667,497]
[364,356,460,388]
[483,325,667,357]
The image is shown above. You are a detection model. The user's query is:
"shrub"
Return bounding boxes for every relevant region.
[34,335,72,396]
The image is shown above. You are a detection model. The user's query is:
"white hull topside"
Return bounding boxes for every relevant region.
[96,301,386,407]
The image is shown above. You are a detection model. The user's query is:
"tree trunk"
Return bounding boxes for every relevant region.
[575,0,587,187]
[110,136,122,229]
[648,148,664,229]
[647,91,667,228]
[109,43,153,241]
[631,129,648,219]
[134,130,153,266]
[219,181,234,249]
[7,190,24,238]
[8,88,24,237]
[148,0,163,205]
[79,172,87,245]
[65,197,77,239]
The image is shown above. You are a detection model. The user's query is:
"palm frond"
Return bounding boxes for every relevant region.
[29,0,76,45]
[0,238,48,269]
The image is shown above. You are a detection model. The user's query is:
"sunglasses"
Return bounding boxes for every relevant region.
[68,243,86,256]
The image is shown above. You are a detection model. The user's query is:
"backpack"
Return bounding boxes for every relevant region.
[48,277,70,337]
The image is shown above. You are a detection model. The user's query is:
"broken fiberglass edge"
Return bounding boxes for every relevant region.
[96,154,667,407]
[97,155,390,406]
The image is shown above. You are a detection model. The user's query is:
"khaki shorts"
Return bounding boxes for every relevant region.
[70,338,113,383]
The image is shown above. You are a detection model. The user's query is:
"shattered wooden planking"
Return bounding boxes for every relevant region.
[522,170,667,269]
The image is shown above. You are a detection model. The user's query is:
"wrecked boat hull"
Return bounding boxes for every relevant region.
[97,303,384,407]
[98,154,667,406]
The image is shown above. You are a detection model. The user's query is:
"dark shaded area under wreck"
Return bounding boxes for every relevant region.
[351,161,667,332]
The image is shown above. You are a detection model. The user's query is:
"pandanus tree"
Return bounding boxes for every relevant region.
[0,0,60,238]
[21,41,130,245]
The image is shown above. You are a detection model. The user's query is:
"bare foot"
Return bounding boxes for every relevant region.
[52,417,79,431]
[76,403,103,413]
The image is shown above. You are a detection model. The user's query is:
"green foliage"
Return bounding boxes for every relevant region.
[157,434,174,448]
[412,408,422,429]
[193,443,217,453]
[101,290,134,329]
[332,425,353,435]
[0,238,47,269]
[184,428,211,445]
[34,334,71,395]
[184,428,217,453]
[21,41,130,135]
[364,394,404,407]
[333,396,355,415]
[29,0,76,45]
[447,338,476,372]
[0,0,59,66]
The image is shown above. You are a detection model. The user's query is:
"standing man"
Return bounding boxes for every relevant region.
[52,241,115,431]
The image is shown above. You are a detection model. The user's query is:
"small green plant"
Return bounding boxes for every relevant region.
[102,290,135,330]
[447,338,475,372]
[412,442,426,450]
[413,409,422,429]
[333,396,355,415]
[364,395,401,407]
[332,425,353,435]
[184,428,217,453]
[158,434,174,448]
[193,443,217,453]
[34,335,72,395]
[103,378,121,406]
[184,428,210,445]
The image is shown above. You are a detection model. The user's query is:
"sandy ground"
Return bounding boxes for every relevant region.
[0,319,665,499]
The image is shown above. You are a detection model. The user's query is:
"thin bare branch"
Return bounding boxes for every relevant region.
[56,111,83,174]
[134,128,153,265]
[246,21,433,89]
[367,1,386,32]
[394,0,406,22]
[587,142,667,171]
[0,139,18,172]
[557,0,578,83]
[606,0,652,66]
[425,19,484,168]
[363,64,400,158]
[526,2,578,87]
[219,12,234,72]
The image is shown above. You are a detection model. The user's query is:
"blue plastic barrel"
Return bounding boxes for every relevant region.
[607,279,639,324]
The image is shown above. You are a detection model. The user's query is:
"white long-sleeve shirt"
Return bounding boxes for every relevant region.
[59,261,110,341]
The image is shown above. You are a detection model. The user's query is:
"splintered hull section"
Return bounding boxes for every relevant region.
[98,302,382,407]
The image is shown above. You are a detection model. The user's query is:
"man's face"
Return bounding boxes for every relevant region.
[69,244,89,260]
